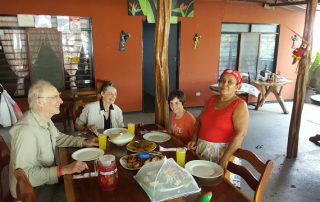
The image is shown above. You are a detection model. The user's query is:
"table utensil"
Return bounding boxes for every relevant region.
[159,145,177,152]
[73,172,98,179]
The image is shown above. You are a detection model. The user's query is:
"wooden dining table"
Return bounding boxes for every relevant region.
[253,80,293,114]
[58,124,251,202]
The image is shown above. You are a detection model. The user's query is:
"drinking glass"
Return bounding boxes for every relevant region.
[176,147,187,167]
[98,134,107,151]
[127,123,135,135]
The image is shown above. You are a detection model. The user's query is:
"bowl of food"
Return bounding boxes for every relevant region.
[104,128,134,146]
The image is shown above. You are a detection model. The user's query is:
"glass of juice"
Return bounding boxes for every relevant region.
[127,123,135,135]
[176,147,187,167]
[98,134,107,151]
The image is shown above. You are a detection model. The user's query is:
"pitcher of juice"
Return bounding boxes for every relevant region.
[98,155,118,191]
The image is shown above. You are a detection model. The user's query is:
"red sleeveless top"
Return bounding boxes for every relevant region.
[198,95,243,143]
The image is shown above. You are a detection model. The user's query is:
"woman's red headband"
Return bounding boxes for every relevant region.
[222,69,243,84]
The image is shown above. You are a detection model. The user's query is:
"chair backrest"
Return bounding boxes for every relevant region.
[14,168,38,202]
[241,72,251,84]
[72,96,97,131]
[237,72,251,103]
[226,148,273,202]
[0,136,11,201]
[95,79,107,100]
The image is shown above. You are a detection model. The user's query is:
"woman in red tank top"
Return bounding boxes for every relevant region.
[187,69,249,170]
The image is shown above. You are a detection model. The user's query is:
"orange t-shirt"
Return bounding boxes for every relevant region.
[198,95,243,143]
[171,111,196,144]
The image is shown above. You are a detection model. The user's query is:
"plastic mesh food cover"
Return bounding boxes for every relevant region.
[134,158,201,202]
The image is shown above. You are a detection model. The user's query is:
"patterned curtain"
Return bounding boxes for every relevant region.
[0,29,29,96]
[62,31,82,90]
[27,30,46,65]
[46,29,63,59]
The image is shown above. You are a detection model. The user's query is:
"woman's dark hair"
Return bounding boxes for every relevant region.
[99,80,116,93]
[168,90,186,105]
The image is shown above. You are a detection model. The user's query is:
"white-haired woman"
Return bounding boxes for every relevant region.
[75,81,124,133]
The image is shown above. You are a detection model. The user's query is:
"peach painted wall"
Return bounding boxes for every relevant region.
[179,1,305,107]
[1,0,305,111]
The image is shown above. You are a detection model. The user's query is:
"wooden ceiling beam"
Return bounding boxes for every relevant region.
[268,1,308,6]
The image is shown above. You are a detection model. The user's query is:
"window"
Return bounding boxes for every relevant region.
[0,15,94,96]
[219,23,279,80]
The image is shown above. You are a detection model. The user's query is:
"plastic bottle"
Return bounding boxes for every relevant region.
[199,192,212,202]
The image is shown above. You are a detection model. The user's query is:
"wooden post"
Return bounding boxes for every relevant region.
[154,0,171,128]
[287,0,317,158]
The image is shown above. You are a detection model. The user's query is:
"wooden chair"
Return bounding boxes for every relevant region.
[14,168,38,202]
[95,79,106,100]
[72,95,97,131]
[0,136,11,202]
[238,72,251,103]
[226,148,273,202]
[51,104,69,133]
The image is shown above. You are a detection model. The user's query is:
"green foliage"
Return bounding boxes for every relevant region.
[308,52,320,86]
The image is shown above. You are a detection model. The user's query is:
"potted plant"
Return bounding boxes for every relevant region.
[305,52,320,103]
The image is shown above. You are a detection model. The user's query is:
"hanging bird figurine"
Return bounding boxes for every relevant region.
[292,43,307,64]
[199,192,212,202]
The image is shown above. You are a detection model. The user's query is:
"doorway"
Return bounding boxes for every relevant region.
[142,21,180,112]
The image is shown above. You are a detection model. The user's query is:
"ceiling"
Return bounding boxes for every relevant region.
[229,0,320,11]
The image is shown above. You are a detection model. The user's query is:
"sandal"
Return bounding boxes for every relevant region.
[309,134,320,146]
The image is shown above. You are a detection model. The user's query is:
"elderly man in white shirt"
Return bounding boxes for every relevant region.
[9,80,98,202]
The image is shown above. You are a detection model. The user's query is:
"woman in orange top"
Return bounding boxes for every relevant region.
[187,69,249,170]
[168,90,196,144]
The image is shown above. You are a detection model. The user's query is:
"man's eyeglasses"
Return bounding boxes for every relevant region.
[38,92,61,100]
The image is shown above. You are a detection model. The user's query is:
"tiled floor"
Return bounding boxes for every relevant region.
[1,101,320,201]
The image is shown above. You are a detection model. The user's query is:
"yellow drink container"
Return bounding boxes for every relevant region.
[127,123,135,135]
[176,147,187,167]
[98,134,107,151]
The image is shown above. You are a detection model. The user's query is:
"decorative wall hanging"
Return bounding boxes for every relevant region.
[291,34,299,49]
[128,0,194,24]
[292,42,308,64]
[193,33,201,49]
[119,30,131,51]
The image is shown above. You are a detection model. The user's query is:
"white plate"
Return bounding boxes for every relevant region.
[120,153,165,170]
[126,140,157,152]
[71,148,104,161]
[143,132,171,143]
[185,160,224,179]
[119,156,140,170]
